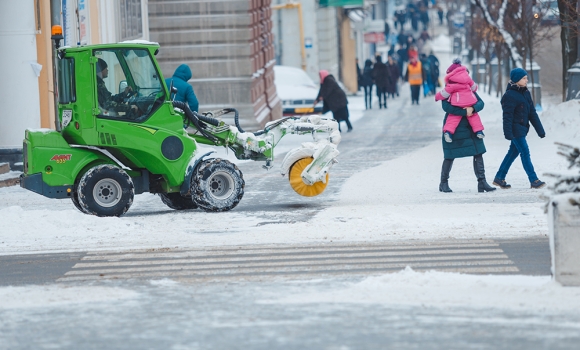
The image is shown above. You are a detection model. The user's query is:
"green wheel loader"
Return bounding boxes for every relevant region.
[20,34,341,217]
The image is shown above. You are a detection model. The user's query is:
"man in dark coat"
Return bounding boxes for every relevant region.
[439,92,496,193]
[493,68,546,189]
[360,59,374,109]
[356,58,362,91]
[428,51,440,89]
[396,46,408,79]
[314,70,352,132]
[372,55,391,109]
[386,55,400,98]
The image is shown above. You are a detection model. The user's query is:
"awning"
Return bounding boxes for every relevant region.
[319,0,364,7]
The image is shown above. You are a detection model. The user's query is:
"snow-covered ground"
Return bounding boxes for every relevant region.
[1,33,580,322]
[2,34,578,255]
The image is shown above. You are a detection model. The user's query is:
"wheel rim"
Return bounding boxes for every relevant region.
[207,170,234,200]
[93,178,122,207]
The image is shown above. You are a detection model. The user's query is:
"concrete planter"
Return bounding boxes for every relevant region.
[549,196,580,286]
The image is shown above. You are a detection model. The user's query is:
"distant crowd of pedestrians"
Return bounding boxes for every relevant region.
[355,0,442,108]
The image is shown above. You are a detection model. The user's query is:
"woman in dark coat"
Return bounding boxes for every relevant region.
[439,92,496,193]
[360,59,374,110]
[386,55,400,98]
[372,55,390,109]
[314,70,352,132]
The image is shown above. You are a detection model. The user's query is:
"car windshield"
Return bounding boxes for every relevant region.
[274,67,317,87]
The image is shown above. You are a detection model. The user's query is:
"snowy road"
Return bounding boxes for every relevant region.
[0,238,550,286]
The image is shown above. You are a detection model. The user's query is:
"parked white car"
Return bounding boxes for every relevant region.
[274,65,323,115]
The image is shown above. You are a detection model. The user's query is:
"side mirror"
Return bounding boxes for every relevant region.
[119,80,128,94]
[169,80,177,101]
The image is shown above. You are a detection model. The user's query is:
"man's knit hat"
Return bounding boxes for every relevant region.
[446,58,462,74]
[96,58,108,73]
[510,68,528,83]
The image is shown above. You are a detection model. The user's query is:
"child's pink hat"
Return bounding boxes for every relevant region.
[446,58,462,74]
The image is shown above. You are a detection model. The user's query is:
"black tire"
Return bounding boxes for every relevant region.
[158,193,198,210]
[77,164,134,217]
[190,158,244,212]
[71,188,86,213]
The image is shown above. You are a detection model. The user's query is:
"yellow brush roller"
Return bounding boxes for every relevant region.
[288,158,329,197]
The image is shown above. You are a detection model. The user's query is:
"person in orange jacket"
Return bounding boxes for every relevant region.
[404,51,426,105]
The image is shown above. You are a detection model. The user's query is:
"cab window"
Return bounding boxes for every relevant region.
[57,57,76,104]
[94,48,165,122]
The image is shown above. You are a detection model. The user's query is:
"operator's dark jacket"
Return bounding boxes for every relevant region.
[316,75,348,115]
[97,76,131,113]
[441,92,486,159]
[501,83,545,140]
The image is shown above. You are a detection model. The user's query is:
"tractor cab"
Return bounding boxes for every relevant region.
[57,43,176,146]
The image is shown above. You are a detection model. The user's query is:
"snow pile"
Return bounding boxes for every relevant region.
[267,267,580,312]
[539,99,580,141]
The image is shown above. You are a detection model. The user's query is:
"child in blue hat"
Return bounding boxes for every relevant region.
[493,67,546,189]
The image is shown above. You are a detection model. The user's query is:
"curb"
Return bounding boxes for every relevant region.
[0,176,20,188]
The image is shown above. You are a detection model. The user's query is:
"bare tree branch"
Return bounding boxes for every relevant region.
[470,0,523,66]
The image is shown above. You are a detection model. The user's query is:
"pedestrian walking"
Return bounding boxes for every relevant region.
[360,59,374,109]
[435,59,485,142]
[437,6,445,25]
[428,51,440,91]
[396,45,408,79]
[419,6,430,31]
[420,53,433,97]
[314,70,353,133]
[404,52,425,105]
[386,55,400,98]
[439,91,496,193]
[165,64,199,113]
[356,58,362,92]
[493,68,546,189]
[372,55,390,109]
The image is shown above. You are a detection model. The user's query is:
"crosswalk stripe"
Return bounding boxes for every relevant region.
[79,244,502,261]
[66,254,509,275]
[73,249,505,268]
[59,260,518,282]
[57,241,520,282]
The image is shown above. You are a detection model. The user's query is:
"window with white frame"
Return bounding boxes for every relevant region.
[119,0,143,41]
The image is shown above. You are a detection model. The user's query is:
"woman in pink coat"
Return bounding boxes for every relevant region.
[435,59,485,143]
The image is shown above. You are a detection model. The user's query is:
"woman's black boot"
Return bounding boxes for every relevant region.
[474,155,496,193]
[439,159,453,193]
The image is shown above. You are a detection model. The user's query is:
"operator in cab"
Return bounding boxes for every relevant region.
[96,58,138,116]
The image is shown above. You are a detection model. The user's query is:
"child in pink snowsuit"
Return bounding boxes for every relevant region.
[435,59,485,143]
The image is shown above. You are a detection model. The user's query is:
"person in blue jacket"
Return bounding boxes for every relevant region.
[493,68,546,189]
[165,64,199,113]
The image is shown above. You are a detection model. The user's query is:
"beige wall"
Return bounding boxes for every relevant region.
[340,15,357,94]
[90,1,101,44]
[35,0,55,129]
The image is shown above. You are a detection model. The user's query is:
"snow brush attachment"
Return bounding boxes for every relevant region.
[288,157,329,197]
